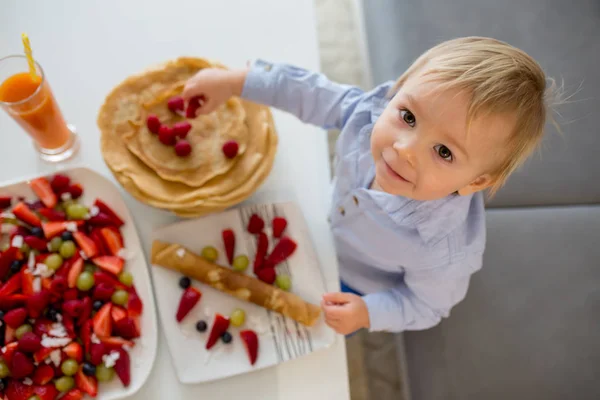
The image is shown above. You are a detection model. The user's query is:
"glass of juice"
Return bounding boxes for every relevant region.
[0,55,79,162]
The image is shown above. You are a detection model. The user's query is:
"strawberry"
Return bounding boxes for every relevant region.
[240,329,259,365]
[222,140,239,159]
[0,294,27,311]
[266,236,298,265]
[11,350,35,378]
[67,257,84,288]
[5,324,16,343]
[33,364,55,385]
[12,202,41,227]
[100,337,134,351]
[27,290,50,318]
[49,275,67,295]
[5,379,34,400]
[61,389,84,400]
[158,125,177,146]
[127,291,143,317]
[114,348,131,387]
[86,212,115,227]
[185,95,204,118]
[253,232,268,273]
[173,121,192,138]
[62,299,84,318]
[99,227,123,256]
[272,217,287,238]
[62,314,76,338]
[247,214,265,234]
[0,247,21,279]
[222,229,235,265]
[93,271,126,290]
[114,318,140,340]
[75,367,98,397]
[176,287,201,323]
[33,347,56,364]
[256,267,276,284]
[92,255,124,275]
[64,288,79,302]
[63,342,83,363]
[146,114,162,134]
[78,297,92,326]
[30,177,58,208]
[50,174,70,193]
[38,208,67,222]
[111,306,127,323]
[93,303,112,338]
[89,343,107,366]
[174,140,192,157]
[2,342,19,365]
[73,231,98,258]
[0,272,22,296]
[93,199,124,227]
[32,384,60,400]
[4,307,27,328]
[21,268,36,296]
[66,183,84,199]
[0,196,12,209]
[24,235,48,251]
[167,97,185,113]
[42,221,71,239]
[80,319,93,355]
[206,313,230,350]
[18,332,42,353]
[42,277,53,291]
[92,283,115,301]
[88,230,107,256]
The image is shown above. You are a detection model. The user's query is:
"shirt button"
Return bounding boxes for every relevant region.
[264,63,272,71]
[352,196,359,206]
[339,206,345,216]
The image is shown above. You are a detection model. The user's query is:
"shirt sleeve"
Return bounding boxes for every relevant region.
[362,256,482,332]
[241,59,366,130]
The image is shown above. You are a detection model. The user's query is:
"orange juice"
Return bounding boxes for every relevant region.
[0,71,71,149]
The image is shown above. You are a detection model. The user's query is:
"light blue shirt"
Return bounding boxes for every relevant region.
[242,60,486,333]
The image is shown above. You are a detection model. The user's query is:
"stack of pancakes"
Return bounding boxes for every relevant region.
[97,58,277,217]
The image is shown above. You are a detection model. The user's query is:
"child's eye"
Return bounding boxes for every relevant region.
[399,109,416,127]
[434,144,453,162]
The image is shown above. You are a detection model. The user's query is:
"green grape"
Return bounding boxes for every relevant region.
[49,237,63,252]
[95,364,115,382]
[111,290,129,306]
[20,243,31,255]
[0,360,10,378]
[28,396,41,400]
[55,376,75,392]
[77,271,95,291]
[275,274,292,291]
[232,255,249,272]
[66,204,89,220]
[45,253,64,271]
[84,263,97,273]
[61,359,79,376]
[2,217,18,225]
[201,246,219,262]
[230,308,246,327]
[60,240,76,259]
[15,324,32,339]
[0,242,9,252]
[118,271,134,287]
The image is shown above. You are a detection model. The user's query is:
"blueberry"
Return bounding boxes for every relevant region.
[221,331,232,344]
[93,301,104,312]
[61,231,74,241]
[82,362,96,377]
[47,308,59,322]
[0,378,5,392]
[0,311,4,320]
[30,227,44,238]
[195,320,207,333]
[10,260,22,274]
[179,277,191,289]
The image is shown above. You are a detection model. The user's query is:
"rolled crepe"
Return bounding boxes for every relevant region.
[151,240,321,327]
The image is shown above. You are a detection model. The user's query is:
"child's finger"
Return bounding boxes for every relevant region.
[322,292,353,304]
[323,304,346,321]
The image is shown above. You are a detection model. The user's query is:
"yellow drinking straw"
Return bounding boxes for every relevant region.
[21,33,39,81]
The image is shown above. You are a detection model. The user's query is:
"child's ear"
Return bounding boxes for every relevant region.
[457,174,494,196]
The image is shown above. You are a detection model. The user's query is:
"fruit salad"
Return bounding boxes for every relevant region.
[0,174,143,399]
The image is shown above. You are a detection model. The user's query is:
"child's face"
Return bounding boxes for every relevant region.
[370,71,515,200]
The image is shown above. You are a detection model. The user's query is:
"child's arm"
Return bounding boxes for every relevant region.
[183,59,367,130]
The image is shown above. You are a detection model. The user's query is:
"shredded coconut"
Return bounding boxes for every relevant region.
[27,251,36,270]
[50,349,62,367]
[91,334,101,344]
[89,206,100,217]
[0,211,15,219]
[102,351,121,368]
[33,277,42,293]
[33,263,54,278]
[61,192,72,201]
[49,323,67,338]
[176,248,186,258]
[56,313,63,323]
[23,378,33,386]
[42,334,71,349]
[122,344,133,352]
[1,224,13,234]
[79,250,88,260]
[65,222,78,232]
[11,235,23,248]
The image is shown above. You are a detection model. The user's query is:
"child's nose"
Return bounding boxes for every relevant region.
[393,134,417,167]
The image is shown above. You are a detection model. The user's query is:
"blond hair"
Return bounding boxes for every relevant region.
[391,36,558,196]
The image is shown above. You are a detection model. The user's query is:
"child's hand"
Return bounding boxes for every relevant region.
[182,68,248,115]
[321,292,370,335]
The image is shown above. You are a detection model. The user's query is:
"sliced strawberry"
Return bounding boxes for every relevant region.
[93,303,112,338]
[63,314,77,339]
[24,235,48,251]
[61,389,84,400]
[111,306,127,323]
[78,297,92,326]
[0,272,22,296]
[2,341,18,364]
[21,268,36,296]
[266,236,298,265]
[27,290,50,318]
[30,177,58,208]
[62,299,84,318]
[11,350,35,378]
[73,231,98,258]
[63,288,79,302]
[42,277,53,291]
[89,343,107,366]
[114,318,141,340]
[222,229,235,265]
[89,229,108,256]
[99,337,134,352]
[32,384,60,400]
[253,232,268,273]
[50,174,70,193]
[272,217,287,238]
[99,227,123,256]
[0,196,12,209]
[206,313,230,350]
[93,199,124,227]
[240,329,259,365]
[93,271,126,290]
[33,346,56,364]
[18,332,42,353]
[176,287,201,323]
[256,267,276,284]
[247,214,265,234]
[33,364,56,385]
[114,348,131,387]
[80,319,93,355]
[66,184,83,199]
[127,290,143,317]
[75,367,98,397]
[0,247,21,279]
[67,257,84,289]
[38,208,67,222]
[12,201,41,227]
[4,307,27,328]
[5,379,34,400]
[92,283,115,302]
[62,342,83,363]
[86,212,116,227]
[92,255,124,275]
[5,325,16,343]
[42,221,70,239]
[0,294,27,311]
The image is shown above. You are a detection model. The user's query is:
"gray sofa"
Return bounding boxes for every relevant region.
[361,1,599,398]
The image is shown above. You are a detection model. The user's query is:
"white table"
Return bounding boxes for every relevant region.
[0,1,350,399]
